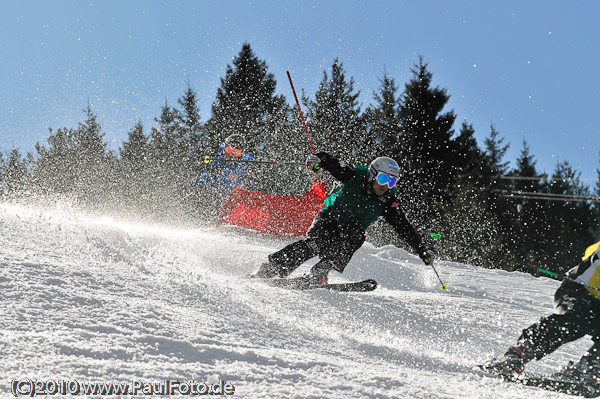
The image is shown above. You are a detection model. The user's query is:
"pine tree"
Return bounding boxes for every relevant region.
[204,43,287,158]
[74,104,114,205]
[178,81,202,142]
[304,58,368,164]
[592,160,600,240]
[77,104,108,164]
[484,124,510,177]
[365,72,401,159]
[454,122,488,179]
[479,124,515,268]
[177,81,205,169]
[34,127,76,195]
[542,161,594,268]
[116,122,151,212]
[432,122,501,267]
[33,105,113,205]
[0,149,30,197]
[120,121,149,175]
[398,57,457,193]
[509,139,548,268]
[152,99,182,170]
[596,156,600,198]
[513,139,544,191]
[395,57,457,226]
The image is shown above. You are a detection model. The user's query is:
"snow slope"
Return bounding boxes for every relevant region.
[0,202,593,398]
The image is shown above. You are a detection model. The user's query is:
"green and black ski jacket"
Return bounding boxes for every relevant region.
[315,152,427,257]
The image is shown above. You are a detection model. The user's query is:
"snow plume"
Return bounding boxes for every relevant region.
[0,202,592,398]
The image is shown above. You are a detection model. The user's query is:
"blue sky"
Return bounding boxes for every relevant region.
[2,1,599,183]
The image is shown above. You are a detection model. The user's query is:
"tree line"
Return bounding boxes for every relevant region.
[1,43,599,273]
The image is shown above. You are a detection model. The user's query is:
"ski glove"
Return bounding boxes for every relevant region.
[420,249,435,266]
[305,154,321,171]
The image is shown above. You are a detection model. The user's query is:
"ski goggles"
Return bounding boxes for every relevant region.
[225,145,243,157]
[375,172,398,188]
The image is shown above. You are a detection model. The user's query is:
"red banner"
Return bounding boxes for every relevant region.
[218,180,328,237]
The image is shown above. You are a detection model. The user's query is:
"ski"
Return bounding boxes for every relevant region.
[477,366,599,398]
[262,277,377,292]
[505,373,599,398]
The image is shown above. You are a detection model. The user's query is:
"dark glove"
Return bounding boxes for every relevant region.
[420,249,435,266]
[305,154,321,171]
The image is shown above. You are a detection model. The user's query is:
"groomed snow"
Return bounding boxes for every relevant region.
[0,202,592,398]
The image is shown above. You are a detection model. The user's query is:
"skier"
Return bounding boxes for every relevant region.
[197,134,253,219]
[250,152,435,284]
[481,240,600,385]
[198,134,253,193]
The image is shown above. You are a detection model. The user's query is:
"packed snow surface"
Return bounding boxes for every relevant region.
[0,202,593,398]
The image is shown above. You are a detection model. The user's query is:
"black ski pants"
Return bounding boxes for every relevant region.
[268,214,366,277]
[519,281,600,361]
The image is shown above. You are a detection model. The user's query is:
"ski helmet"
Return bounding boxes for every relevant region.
[582,240,600,261]
[224,134,245,149]
[368,157,400,187]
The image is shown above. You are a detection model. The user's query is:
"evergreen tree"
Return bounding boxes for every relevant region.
[178,81,202,143]
[33,105,113,205]
[454,121,488,179]
[597,156,600,198]
[395,57,457,225]
[365,72,401,158]
[77,104,108,164]
[304,58,368,164]
[117,122,151,213]
[512,139,544,191]
[204,43,287,158]
[509,139,547,269]
[74,104,114,204]
[145,98,198,220]
[432,122,501,267]
[484,124,510,177]
[177,81,205,169]
[0,149,30,197]
[542,161,594,268]
[34,127,77,195]
[592,160,600,240]
[433,179,501,268]
[120,121,149,168]
[480,124,515,268]
[153,99,182,170]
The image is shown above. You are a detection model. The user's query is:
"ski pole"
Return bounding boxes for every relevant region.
[430,231,529,272]
[536,268,600,292]
[429,261,448,290]
[287,70,316,154]
[202,156,304,166]
[430,232,600,292]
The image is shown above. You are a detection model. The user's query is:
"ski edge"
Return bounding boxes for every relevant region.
[253,277,378,292]
[475,366,600,398]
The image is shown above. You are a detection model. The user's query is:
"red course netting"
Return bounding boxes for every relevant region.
[218,179,328,237]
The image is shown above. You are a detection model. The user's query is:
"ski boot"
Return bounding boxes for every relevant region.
[303,259,335,285]
[249,262,284,279]
[555,352,600,384]
[480,341,535,377]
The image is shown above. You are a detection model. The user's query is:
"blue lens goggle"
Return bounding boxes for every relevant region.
[376,172,398,188]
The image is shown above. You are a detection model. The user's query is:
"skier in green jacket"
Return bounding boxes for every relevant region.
[250,152,435,284]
